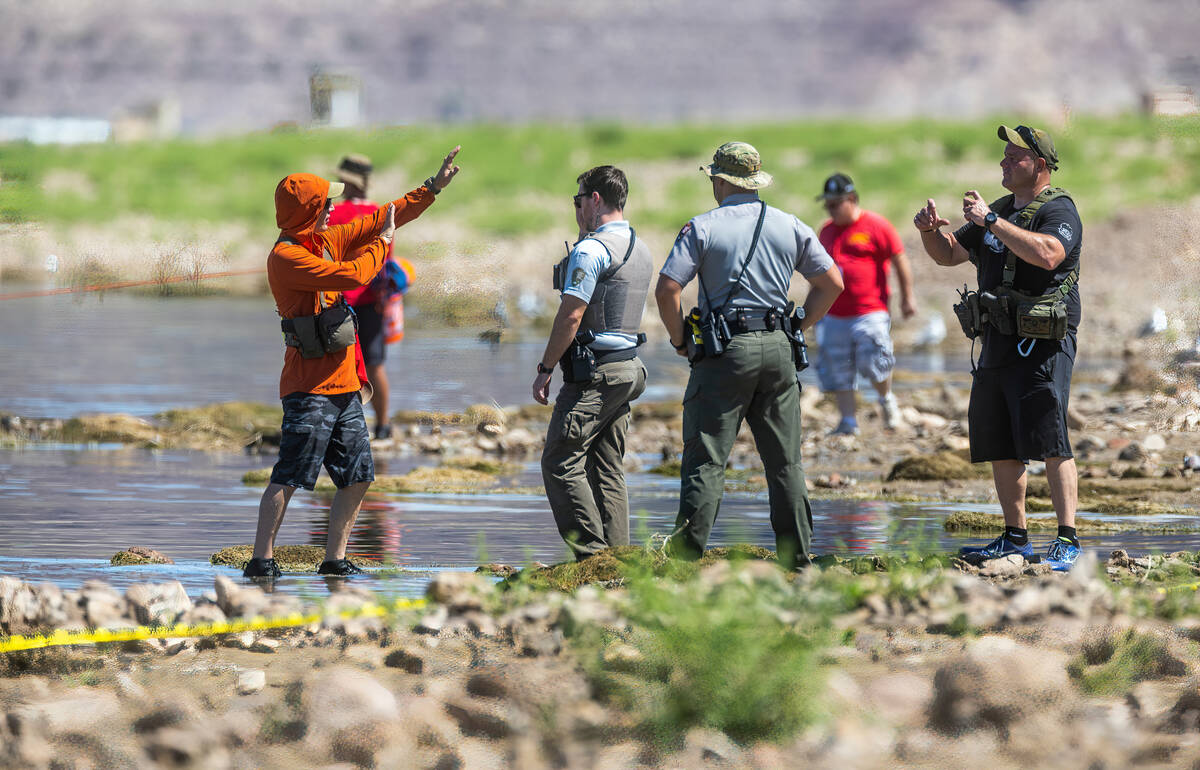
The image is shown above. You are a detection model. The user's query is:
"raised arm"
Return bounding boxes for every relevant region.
[914,198,970,267]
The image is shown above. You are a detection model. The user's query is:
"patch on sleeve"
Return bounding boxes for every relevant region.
[570,267,586,288]
[1057,222,1073,241]
[675,222,693,243]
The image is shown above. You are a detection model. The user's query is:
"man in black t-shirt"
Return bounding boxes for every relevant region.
[913,124,1082,571]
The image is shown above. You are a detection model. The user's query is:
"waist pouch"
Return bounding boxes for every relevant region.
[282,300,358,359]
[1001,288,1069,340]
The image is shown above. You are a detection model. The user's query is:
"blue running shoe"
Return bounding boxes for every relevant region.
[1044,538,1081,572]
[958,534,1033,560]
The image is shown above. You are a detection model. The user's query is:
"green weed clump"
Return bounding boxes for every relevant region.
[887,450,980,481]
[572,561,833,748]
[1068,629,1185,696]
[210,545,381,572]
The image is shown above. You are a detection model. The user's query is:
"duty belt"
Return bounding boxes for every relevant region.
[593,347,640,365]
[722,307,785,335]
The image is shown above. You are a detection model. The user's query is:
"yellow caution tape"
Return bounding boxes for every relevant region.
[1156,582,1200,595]
[0,596,427,654]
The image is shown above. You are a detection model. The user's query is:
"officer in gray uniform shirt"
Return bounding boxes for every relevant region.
[532,165,653,560]
[654,142,843,569]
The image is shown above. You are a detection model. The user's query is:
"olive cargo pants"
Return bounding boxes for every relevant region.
[542,357,647,559]
[669,331,813,569]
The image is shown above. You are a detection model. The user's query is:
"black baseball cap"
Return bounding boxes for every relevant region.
[998,125,1059,170]
[816,173,856,201]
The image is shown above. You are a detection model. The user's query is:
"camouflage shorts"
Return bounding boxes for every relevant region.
[269,392,375,491]
[815,311,895,392]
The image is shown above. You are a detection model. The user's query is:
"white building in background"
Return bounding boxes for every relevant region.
[0,117,111,145]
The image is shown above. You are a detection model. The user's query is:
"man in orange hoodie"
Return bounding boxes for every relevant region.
[245,147,461,579]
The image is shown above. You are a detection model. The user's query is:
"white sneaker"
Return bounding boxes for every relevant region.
[880,393,901,431]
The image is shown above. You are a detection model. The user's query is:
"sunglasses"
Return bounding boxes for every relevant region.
[1014,125,1048,162]
[573,192,591,209]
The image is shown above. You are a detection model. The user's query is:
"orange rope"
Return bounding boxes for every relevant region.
[0,268,264,301]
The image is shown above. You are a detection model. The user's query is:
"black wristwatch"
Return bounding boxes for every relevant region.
[536,362,553,374]
[984,211,998,231]
[424,176,441,196]
[671,339,688,352]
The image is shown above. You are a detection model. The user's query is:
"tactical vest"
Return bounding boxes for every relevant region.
[556,227,654,338]
[983,186,1077,297]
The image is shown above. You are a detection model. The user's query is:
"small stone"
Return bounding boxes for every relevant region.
[249,637,280,653]
[1143,433,1167,452]
[236,669,266,695]
[384,647,425,674]
[978,554,1026,578]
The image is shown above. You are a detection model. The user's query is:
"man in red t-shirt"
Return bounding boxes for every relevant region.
[328,154,404,440]
[815,173,915,434]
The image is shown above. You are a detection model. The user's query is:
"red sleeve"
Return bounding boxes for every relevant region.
[876,214,904,258]
[269,241,387,291]
[326,186,436,254]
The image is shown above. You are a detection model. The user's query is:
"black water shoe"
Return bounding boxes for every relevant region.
[317,558,366,576]
[243,557,282,580]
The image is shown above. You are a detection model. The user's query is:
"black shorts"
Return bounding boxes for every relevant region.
[968,338,1075,463]
[354,302,386,367]
[269,392,375,490]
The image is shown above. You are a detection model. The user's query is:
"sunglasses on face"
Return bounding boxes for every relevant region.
[573,192,590,209]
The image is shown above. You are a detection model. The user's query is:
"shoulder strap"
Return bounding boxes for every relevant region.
[1002,187,1073,288]
[276,235,334,310]
[597,229,637,281]
[698,200,767,312]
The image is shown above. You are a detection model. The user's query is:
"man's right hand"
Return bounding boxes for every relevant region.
[379,203,396,243]
[431,146,461,191]
[914,199,950,233]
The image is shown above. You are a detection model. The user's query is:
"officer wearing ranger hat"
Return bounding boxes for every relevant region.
[655,141,844,569]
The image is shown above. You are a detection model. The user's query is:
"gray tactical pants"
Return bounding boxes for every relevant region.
[541,357,647,559]
[668,330,813,569]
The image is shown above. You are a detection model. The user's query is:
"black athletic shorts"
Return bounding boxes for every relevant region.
[269,392,375,490]
[354,302,386,367]
[968,336,1075,463]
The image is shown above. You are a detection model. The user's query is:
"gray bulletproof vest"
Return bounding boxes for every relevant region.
[577,228,653,337]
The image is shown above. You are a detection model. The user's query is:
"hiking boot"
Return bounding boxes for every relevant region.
[243,557,282,580]
[317,558,366,576]
[958,533,1033,561]
[375,423,393,440]
[880,392,901,431]
[1044,538,1082,572]
[829,417,859,436]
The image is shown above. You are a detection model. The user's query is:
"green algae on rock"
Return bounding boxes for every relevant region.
[505,544,779,592]
[886,451,982,481]
[210,545,382,572]
[241,464,505,493]
[110,547,174,566]
[943,511,1200,534]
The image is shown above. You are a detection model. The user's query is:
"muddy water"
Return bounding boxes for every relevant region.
[0,294,1196,598]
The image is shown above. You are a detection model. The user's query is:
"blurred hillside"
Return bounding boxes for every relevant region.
[1,0,1197,134]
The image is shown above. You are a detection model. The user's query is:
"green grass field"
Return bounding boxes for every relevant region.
[2,115,1198,238]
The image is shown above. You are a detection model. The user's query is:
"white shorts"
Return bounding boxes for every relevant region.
[815,311,895,392]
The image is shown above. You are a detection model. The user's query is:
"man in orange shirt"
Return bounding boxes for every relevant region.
[244,147,461,579]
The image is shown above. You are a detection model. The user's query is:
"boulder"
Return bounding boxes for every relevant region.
[110,546,174,566]
[125,581,191,626]
[929,635,1070,737]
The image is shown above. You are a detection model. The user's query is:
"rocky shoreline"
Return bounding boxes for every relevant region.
[6,548,1200,767]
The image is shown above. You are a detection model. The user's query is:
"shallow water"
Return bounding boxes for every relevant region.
[0,294,1192,599]
[2,445,1197,599]
[0,293,965,418]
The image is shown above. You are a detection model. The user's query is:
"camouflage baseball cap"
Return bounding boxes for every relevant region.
[701,141,773,190]
[998,125,1059,170]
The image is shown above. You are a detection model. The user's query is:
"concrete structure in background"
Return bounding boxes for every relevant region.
[310,70,362,128]
[1143,86,1199,116]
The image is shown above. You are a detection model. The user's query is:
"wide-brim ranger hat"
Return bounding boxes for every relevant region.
[701,141,773,190]
[336,153,374,190]
[998,125,1059,170]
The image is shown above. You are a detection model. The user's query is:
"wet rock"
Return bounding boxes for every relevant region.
[1119,442,1149,462]
[887,451,975,481]
[110,546,174,565]
[125,580,191,626]
[236,669,266,695]
[929,635,1070,736]
[476,563,518,578]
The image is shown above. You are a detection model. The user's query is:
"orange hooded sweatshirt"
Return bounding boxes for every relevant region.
[268,173,434,397]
